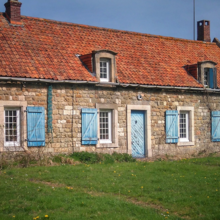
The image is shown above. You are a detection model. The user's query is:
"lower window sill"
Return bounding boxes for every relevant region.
[98,143,118,148]
[178,141,194,146]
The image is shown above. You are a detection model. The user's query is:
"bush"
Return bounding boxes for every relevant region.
[70,152,100,164]
[70,152,136,164]
[103,154,115,164]
[112,152,136,162]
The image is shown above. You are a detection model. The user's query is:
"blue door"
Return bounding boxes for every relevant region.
[131,110,145,158]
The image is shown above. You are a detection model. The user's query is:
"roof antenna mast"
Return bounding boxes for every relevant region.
[193,0,195,40]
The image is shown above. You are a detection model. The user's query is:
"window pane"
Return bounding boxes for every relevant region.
[100,60,109,80]
[179,113,188,139]
[100,111,111,141]
[204,68,209,86]
[4,109,19,144]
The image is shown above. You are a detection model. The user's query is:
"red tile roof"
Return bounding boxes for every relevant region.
[0,13,220,88]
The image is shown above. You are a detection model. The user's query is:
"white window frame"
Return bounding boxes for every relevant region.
[100,58,110,82]
[96,103,118,148]
[99,110,112,144]
[179,111,189,142]
[0,101,27,152]
[4,108,20,147]
[177,106,194,146]
[204,68,209,86]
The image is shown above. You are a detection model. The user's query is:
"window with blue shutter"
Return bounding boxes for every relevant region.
[82,108,98,145]
[166,110,178,143]
[205,68,217,89]
[213,68,217,89]
[27,106,45,147]
[211,111,220,142]
[208,68,214,89]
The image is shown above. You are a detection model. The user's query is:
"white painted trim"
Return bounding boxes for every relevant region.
[96,103,118,148]
[177,106,194,146]
[100,110,112,143]
[100,59,110,82]
[179,111,189,142]
[127,105,152,157]
[4,108,20,147]
[0,101,27,152]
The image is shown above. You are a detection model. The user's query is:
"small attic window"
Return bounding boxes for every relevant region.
[100,58,110,82]
[92,50,117,83]
[198,61,217,89]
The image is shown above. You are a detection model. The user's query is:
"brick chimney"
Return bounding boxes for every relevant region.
[4,0,22,25]
[197,20,211,42]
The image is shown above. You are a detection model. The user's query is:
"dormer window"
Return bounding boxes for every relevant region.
[79,50,118,83]
[198,61,217,89]
[204,68,209,86]
[100,59,110,82]
[92,50,117,83]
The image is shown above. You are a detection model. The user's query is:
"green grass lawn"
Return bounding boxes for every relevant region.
[0,156,220,220]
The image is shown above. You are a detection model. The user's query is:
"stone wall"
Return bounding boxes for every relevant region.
[0,81,220,158]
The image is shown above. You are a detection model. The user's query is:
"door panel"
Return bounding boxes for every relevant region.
[131,110,145,158]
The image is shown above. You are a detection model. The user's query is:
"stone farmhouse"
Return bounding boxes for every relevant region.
[0,0,220,158]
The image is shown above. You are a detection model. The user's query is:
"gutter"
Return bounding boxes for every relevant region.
[0,76,219,93]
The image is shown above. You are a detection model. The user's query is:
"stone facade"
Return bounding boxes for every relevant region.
[0,81,220,158]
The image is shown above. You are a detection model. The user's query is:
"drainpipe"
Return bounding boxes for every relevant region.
[47,85,53,137]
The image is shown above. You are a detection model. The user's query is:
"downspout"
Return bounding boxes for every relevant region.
[47,84,53,142]
[71,85,74,153]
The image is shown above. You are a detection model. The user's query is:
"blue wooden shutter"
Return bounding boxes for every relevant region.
[213,68,217,89]
[82,108,98,145]
[27,106,45,147]
[211,111,220,142]
[166,110,178,143]
[209,68,214,89]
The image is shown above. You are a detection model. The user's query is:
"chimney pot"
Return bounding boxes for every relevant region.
[197,20,211,42]
[4,0,22,25]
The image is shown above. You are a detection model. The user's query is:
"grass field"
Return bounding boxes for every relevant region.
[0,155,220,220]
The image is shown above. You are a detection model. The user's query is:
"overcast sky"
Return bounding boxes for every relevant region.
[0,0,219,41]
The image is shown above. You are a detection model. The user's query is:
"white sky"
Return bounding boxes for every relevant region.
[1,0,220,40]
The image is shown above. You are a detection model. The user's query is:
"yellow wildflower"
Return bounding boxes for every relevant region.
[45,215,49,218]
[141,186,143,189]
[207,196,209,198]
[114,171,116,173]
